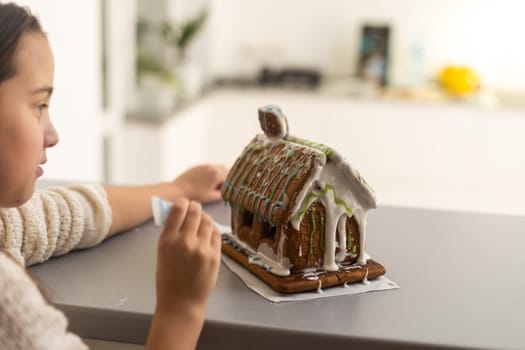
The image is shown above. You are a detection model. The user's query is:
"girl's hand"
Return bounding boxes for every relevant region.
[155,198,221,315]
[172,164,228,203]
[147,198,221,349]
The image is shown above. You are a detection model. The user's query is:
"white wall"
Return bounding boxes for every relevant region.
[102,0,138,184]
[15,0,104,182]
[208,0,525,93]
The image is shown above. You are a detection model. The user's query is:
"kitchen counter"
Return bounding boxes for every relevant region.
[30,190,525,349]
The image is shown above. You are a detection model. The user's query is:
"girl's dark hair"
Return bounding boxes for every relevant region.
[0,3,44,83]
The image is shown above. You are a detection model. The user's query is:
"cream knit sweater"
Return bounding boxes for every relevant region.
[0,184,112,349]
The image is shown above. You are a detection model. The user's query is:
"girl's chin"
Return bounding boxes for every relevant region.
[36,165,43,177]
[13,188,35,207]
[0,180,36,207]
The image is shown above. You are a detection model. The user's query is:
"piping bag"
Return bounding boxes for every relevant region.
[151,196,172,226]
[151,196,231,233]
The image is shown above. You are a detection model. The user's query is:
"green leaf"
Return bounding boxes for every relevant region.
[177,9,208,55]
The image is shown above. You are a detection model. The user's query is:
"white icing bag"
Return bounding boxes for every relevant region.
[151,196,172,226]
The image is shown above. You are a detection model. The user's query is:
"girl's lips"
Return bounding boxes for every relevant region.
[36,165,43,177]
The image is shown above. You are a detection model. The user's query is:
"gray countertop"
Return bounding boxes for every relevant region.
[30,200,525,350]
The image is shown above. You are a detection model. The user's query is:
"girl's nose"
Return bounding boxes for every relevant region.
[45,119,59,148]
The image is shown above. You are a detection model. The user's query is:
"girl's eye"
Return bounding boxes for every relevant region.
[37,103,49,115]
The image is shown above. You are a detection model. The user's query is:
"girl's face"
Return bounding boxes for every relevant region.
[0,32,58,207]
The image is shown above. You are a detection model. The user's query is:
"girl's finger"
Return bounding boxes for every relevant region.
[163,198,190,236]
[210,227,222,249]
[179,201,202,237]
[197,214,214,242]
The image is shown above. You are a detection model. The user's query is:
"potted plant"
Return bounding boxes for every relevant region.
[134,9,208,119]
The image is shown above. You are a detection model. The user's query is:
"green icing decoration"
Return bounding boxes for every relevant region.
[227,143,267,200]
[287,136,334,161]
[238,148,270,206]
[278,165,304,202]
[346,228,352,250]
[295,184,353,221]
[309,207,316,256]
[296,192,319,219]
[267,155,303,225]
[246,141,264,152]
[320,214,325,251]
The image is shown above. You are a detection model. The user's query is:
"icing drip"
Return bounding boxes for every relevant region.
[290,158,374,270]
[346,228,352,250]
[317,280,324,293]
[362,268,370,285]
[342,263,362,271]
[320,215,325,251]
[300,268,326,279]
[302,270,321,280]
[277,230,287,262]
[308,207,316,256]
[335,215,347,262]
[317,190,343,271]
[223,234,291,276]
[357,211,368,265]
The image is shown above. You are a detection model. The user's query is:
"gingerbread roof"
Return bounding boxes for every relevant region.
[222,105,377,227]
[222,136,327,226]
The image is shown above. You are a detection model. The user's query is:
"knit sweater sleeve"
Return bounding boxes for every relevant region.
[0,252,88,349]
[0,184,112,266]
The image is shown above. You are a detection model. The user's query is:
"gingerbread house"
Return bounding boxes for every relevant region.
[221,105,385,293]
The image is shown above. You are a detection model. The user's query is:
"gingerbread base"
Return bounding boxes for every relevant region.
[222,237,386,294]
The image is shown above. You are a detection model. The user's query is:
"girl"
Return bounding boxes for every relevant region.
[0,3,226,349]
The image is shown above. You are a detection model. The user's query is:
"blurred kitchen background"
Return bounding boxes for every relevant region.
[17,0,525,216]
